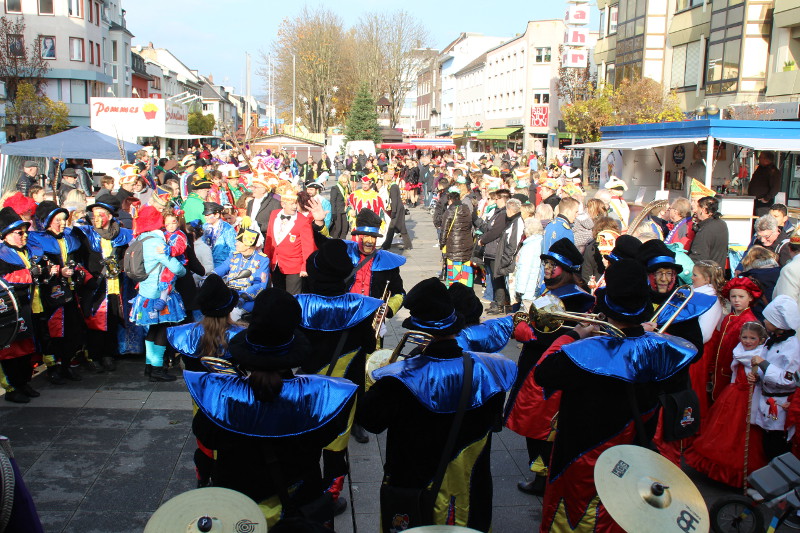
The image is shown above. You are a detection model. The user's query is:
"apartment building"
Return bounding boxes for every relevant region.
[3,0,113,126]
[594,0,773,112]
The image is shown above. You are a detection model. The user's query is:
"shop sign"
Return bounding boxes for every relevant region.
[531,105,550,128]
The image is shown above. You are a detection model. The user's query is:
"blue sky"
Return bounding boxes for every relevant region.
[125,0,583,96]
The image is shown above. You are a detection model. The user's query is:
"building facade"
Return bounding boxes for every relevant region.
[3,0,114,127]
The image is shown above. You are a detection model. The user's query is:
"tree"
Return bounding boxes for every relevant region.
[0,16,50,100]
[264,6,356,134]
[556,44,596,106]
[5,81,70,139]
[560,77,685,142]
[355,11,430,128]
[188,111,215,135]
[344,83,381,144]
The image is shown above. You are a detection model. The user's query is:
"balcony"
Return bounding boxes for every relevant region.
[766,69,800,97]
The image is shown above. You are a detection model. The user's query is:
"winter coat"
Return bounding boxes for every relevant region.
[512,234,542,300]
[572,213,594,253]
[688,215,729,268]
[479,208,508,260]
[495,213,524,276]
[440,202,474,263]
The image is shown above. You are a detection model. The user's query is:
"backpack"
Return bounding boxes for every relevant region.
[123,235,157,282]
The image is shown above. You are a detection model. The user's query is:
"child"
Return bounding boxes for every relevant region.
[705,277,762,405]
[685,322,768,487]
[692,260,726,343]
[159,213,188,290]
[751,295,800,460]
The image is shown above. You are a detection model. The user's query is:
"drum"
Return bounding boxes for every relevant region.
[0,279,25,349]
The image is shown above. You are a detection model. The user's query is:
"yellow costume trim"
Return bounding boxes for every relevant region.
[547,494,602,533]
[432,432,489,527]
[100,239,120,295]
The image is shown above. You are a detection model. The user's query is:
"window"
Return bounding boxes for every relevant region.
[706,38,740,94]
[5,0,21,13]
[608,4,618,35]
[95,42,100,66]
[677,0,704,10]
[606,63,616,86]
[40,36,56,59]
[89,40,94,65]
[67,0,81,17]
[599,10,605,38]
[70,79,86,104]
[88,0,92,21]
[7,34,23,57]
[38,0,54,14]
[532,92,550,104]
[534,47,551,63]
[94,2,99,25]
[69,37,84,61]
[112,40,117,62]
[670,41,702,88]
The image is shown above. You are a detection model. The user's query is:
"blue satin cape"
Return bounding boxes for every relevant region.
[295,293,382,332]
[167,323,246,358]
[344,240,406,271]
[456,315,514,353]
[75,224,132,252]
[548,284,595,314]
[371,351,517,413]
[654,289,716,327]
[184,371,358,438]
[560,332,696,383]
[27,229,81,256]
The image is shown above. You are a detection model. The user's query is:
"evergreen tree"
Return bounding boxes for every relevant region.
[344,83,382,144]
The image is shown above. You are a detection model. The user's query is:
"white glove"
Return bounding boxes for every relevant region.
[379,322,387,338]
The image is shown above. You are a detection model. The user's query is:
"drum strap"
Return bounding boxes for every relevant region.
[325,330,350,377]
[626,383,653,449]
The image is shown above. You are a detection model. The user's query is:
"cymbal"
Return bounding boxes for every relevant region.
[144,487,267,533]
[594,445,709,533]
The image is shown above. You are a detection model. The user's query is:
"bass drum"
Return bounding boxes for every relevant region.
[0,279,25,349]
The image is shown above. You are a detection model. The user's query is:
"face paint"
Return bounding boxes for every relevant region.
[649,268,676,294]
[358,234,377,255]
[93,209,111,229]
[48,213,67,235]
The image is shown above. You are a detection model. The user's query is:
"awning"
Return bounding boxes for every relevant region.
[158,133,217,140]
[568,136,707,150]
[715,137,800,152]
[407,138,456,150]
[378,143,417,150]
[476,127,522,140]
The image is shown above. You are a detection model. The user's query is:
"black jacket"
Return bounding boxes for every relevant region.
[440,201,474,262]
[479,208,508,260]
[688,216,729,268]
[495,212,523,276]
[247,194,282,235]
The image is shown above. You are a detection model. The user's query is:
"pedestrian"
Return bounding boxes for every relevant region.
[262,188,315,295]
[328,171,351,239]
[749,150,782,216]
[382,166,412,250]
[58,168,79,205]
[439,188,474,287]
[774,230,800,306]
[688,196,729,268]
[17,161,40,196]
[185,288,358,529]
[182,175,213,225]
[358,277,516,531]
[202,202,237,270]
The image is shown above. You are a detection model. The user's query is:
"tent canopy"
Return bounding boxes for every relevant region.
[378,143,417,150]
[0,126,143,159]
[569,136,707,150]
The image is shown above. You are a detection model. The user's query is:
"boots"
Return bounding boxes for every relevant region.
[351,424,369,444]
[517,475,547,496]
[4,390,30,403]
[401,233,413,250]
[144,364,152,378]
[149,366,176,382]
[46,366,66,385]
[101,356,116,372]
[60,365,82,381]
[20,384,40,397]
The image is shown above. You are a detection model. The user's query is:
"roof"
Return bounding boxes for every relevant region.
[454,53,487,77]
[376,96,391,106]
[250,133,324,147]
[109,21,134,38]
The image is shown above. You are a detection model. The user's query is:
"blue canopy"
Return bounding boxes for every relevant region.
[0,126,143,160]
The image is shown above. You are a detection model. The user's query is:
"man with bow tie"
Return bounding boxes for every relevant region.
[263,188,316,295]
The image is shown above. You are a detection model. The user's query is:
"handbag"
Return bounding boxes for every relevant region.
[659,388,701,441]
[379,353,474,531]
[441,206,459,255]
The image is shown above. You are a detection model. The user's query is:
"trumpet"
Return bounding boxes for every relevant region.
[512,293,625,338]
[650,284,694,333]
[371,281,391,341]
[365,331,433,388]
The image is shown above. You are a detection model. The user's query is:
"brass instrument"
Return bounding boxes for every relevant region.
[200,356,244,376]
[65,260,77,291]
[650,284,694,333]
[365,331,433,388]
[371,281,391,341]
[512,293,625,338]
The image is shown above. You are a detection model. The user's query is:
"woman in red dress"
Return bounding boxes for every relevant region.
[685,321,768,487]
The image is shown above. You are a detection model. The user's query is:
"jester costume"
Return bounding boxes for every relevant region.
[358,278,516,532]
[74,198,133,370]
[27,202,87,382]
[346,187,385,220]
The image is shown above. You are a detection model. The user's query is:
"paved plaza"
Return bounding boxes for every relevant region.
[0,207,779,532]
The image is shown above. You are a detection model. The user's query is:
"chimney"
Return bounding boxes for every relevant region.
[208,74,214,83]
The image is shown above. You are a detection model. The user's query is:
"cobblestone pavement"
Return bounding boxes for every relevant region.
[0,205,783,532]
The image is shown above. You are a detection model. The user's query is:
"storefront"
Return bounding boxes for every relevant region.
[475,127,523,153]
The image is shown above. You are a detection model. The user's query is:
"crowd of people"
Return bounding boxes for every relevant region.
[6,143,800,532]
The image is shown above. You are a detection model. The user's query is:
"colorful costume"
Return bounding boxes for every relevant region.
[128,230,186,327]
[203,219,236,270]
[346,188,385,219]
[213,249,270,310]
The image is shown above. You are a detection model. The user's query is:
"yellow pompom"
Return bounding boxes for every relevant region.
[241,216,252,228]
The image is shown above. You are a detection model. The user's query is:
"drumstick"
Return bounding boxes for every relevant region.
[743,372,756,495]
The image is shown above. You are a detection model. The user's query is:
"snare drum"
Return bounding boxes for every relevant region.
[0,279,25,349]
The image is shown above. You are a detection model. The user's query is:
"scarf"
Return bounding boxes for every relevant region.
[95,220,121,241]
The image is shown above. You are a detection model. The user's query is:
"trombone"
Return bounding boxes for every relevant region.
[512,293,625,338]
[365,331,433,388]
[650,284,694,333]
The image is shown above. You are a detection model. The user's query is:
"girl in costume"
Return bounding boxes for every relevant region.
[750,295,800,460]
[128,205,186,382]
[158,212,188,289]
[705,277,761,406]
[685,321,768,487]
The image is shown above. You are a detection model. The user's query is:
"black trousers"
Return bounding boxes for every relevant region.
[86,294,123,361]
[329,214,350,240]
[382,217,409,250]
[0,354,32,391]
[272,266,302,295]
[762,429,790,460]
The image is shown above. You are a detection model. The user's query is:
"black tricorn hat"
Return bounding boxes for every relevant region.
[203,202,224,216]
[541,238,583,272]
[594,259,652,324]
[87,195,121,216]
[35,201,69,229]
[195,273,238,318]
[0,207,30,237]
[448,282,483,325]
[638,239,682,274]
[228,288,310,370]
[306,239,353,284]
[402,277,465,336]
[351,209,383,237]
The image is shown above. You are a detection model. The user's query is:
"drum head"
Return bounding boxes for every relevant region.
[144,487,267,533]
